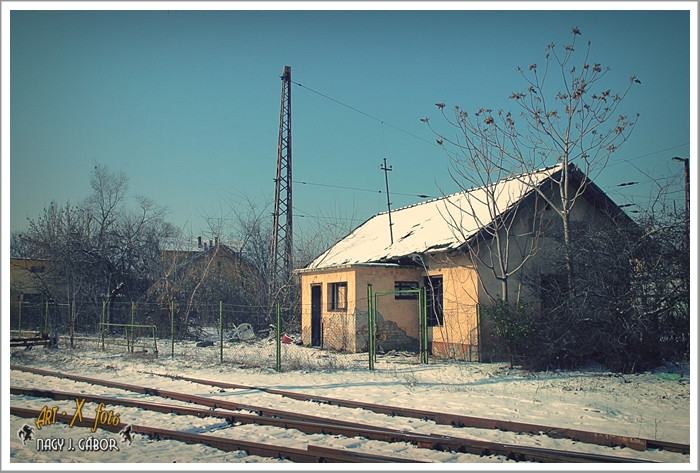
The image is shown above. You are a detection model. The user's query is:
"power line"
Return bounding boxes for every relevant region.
[292,77,690,168]
[606,143,690,167]
[293,179,430,199]
[290,80,439,149]
[602,174,682,192]
[292,207,362,223]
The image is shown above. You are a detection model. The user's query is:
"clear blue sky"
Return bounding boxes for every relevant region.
[4,3,695,244]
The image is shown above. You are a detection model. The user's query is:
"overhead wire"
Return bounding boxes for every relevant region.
[291,80,439,149]
[289,76,689,223]
[292,78,690,169]
[606,143,690,167]
[293,180,430,199]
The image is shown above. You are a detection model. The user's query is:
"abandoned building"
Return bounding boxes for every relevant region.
[296,163,634,360]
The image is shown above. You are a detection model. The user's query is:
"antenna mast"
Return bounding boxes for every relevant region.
[271,66,293,297]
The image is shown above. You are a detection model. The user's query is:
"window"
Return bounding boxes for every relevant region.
[394,281,419,299]
[328,282,348,311]
[424,276,443,327]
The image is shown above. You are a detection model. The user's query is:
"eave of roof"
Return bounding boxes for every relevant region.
[295,262,422,274]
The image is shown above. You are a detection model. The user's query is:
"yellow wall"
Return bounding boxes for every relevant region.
[300,265,425,352]
[299,261,481,359]
[300,268,356,351]
[423,253,480,360]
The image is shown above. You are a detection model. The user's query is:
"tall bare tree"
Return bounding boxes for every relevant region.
[21,165,174,340]
[421,29,648,368]
[424,27,640,301]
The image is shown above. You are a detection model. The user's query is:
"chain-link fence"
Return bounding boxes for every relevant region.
[9,289,475,371]
[369,288,429,369]
[9,298,280,368]
[9,298,50,335]
[9,298,372,371]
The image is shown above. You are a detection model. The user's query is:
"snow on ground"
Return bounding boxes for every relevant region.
[3,336,696,471]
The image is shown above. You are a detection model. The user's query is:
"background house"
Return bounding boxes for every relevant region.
[141,237,265,337]
[297,164,634,361]
[9,258,53,332]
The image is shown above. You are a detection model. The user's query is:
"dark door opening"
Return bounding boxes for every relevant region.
[424,276,443,327]
[311,285,322,347]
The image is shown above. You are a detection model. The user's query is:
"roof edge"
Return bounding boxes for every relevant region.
[295,262,423,274]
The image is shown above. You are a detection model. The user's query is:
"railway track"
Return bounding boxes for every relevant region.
[10,364,688,463]
[9,406,418,463]
[144,370,690,454]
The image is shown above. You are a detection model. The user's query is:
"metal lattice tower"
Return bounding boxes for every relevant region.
[271,66,293,296]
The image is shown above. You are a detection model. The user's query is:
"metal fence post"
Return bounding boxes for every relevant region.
[368,286,375,371]
[40,294,48,334]
[421,286,429,364]
[276,302,282,372]
[152,325,158,357]
[17,297,22,335]
[101,300,106,350]
[171,300,175,358]
[219,300,224,364]
[70,300,75,349]
[130,301,136,353]
[41,293,45,334]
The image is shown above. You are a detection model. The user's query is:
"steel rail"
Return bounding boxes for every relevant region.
[12,364,689,456]
[9,406,424,463]
[143,369,691,454]
[10,386,655,463]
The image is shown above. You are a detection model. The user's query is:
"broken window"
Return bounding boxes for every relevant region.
[394,281,419,299]
[328,282,348,311]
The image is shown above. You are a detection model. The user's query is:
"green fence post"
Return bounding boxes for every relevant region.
[219,301,224,364]
[40,293,45,334]
[476,304,482,362]
[275,302,282,372]
[130,301,135,353]
[421,287,429,364]
[17,297,22,335]
[70,300,75,349]
[368,286,375,371]
[171,300,175,358]
[101,300,106,350]
[44,299,49,335]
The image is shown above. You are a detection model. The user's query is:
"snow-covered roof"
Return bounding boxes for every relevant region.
[305,164,565,270]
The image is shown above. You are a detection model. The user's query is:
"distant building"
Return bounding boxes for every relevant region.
[9,258,52,332]
[143,237,264,329]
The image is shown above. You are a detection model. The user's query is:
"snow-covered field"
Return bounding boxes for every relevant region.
[3,336,695,470]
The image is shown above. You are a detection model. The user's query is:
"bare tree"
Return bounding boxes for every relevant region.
[428,142,549,304]
[21,165,174,341]
[421,29,646,368]
[10,231,32,258]
[424,28,640,299]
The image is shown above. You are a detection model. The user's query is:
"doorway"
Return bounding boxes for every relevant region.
[310,285,322,347]
[424,275,443,327]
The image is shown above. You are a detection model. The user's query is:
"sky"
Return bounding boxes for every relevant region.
[3,2,696,250]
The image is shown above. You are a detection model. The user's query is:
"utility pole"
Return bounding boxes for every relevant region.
[381,157,394,244]
[671,156,690,219]
[271,66,293,300]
